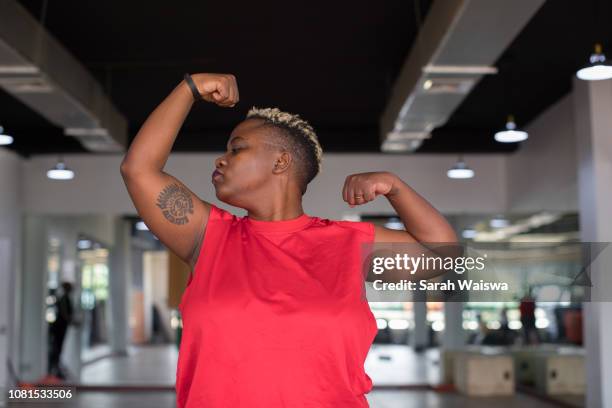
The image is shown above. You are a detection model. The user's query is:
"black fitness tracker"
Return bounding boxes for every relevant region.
[184,73,203,102]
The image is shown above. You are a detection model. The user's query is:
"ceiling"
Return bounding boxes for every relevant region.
[2,0,611,157]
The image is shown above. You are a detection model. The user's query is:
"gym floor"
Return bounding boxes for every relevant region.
[6,344,570,407]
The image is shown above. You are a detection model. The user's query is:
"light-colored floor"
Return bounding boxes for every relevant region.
[368,390,562,408]
[81,344,179,385]
[81,344,113,364]
[67,344,571,408]
[80,343,440,386]
[6,389,564,408]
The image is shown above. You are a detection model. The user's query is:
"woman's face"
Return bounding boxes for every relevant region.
[212,119,283,207]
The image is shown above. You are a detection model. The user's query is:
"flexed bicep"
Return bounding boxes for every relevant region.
[121,167,210,267]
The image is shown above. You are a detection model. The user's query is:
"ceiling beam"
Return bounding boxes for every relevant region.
[380,0,546,153]
[0,0,127,152]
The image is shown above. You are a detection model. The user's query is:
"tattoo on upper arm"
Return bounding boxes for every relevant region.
[156,183,194,225]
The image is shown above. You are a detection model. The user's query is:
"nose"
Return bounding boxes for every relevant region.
[215,154,227,169]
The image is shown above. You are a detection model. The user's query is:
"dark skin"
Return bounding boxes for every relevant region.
[211,119,306,221]
[120,73,458,279]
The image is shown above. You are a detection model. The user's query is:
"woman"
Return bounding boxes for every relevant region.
[120,73,457,407]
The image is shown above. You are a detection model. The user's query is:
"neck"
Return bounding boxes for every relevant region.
[246,182,304,221]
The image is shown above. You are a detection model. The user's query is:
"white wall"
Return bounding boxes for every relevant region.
[0,149,22,391]
[22,153,509,217]
[507,93,578,212]
[306,154,508,217]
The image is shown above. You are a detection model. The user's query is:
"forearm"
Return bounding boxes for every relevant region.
[386,173,457,243]
[121,80,193,173]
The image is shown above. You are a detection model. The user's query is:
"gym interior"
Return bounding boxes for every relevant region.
[1,0,612,407]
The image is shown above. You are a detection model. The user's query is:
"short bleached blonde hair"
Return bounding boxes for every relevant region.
[246,107,323,193]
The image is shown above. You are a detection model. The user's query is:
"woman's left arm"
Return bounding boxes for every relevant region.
[342,171,458,243]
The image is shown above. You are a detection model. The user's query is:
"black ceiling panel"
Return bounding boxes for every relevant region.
[3,0,611,157]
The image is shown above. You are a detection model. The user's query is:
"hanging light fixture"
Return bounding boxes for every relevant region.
[576,43,612,81]
[47,157,75,180]
[0,125,14,146]
[494,115,528,143]
[447,156,474,179]
[495,56,528,144]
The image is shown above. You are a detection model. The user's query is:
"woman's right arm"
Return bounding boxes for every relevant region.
[120,73,239,268]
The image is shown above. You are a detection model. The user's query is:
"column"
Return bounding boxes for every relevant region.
[573,77,612,408]
[19,216,48,382]
[442,301,464,349]
[0,239,11,405]
[411,291,428,351]
[108,217,131,355]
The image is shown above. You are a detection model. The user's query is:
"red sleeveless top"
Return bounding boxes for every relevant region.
[176,205,378,407]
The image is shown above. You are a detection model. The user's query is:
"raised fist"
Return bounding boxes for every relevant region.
[342,171,398,207]
[191,73,239,107]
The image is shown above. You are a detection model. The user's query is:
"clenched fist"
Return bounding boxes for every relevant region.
[342,171,399,207]
[191,73,239,107]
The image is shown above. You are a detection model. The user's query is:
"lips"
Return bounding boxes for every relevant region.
[212,169,224,183]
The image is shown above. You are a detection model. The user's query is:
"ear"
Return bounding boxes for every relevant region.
[272,151,292,174]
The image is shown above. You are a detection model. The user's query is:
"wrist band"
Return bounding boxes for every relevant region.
[184,73,203,102]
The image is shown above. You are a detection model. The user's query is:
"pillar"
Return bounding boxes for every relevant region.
[108,217,131,354]
[411,291,428,350]
[19,216,47,382]
[574,77,612,408]
[442,301,465,349]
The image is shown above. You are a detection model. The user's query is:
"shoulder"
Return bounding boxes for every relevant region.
[208,204,240,222]
[310,217,375,240]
